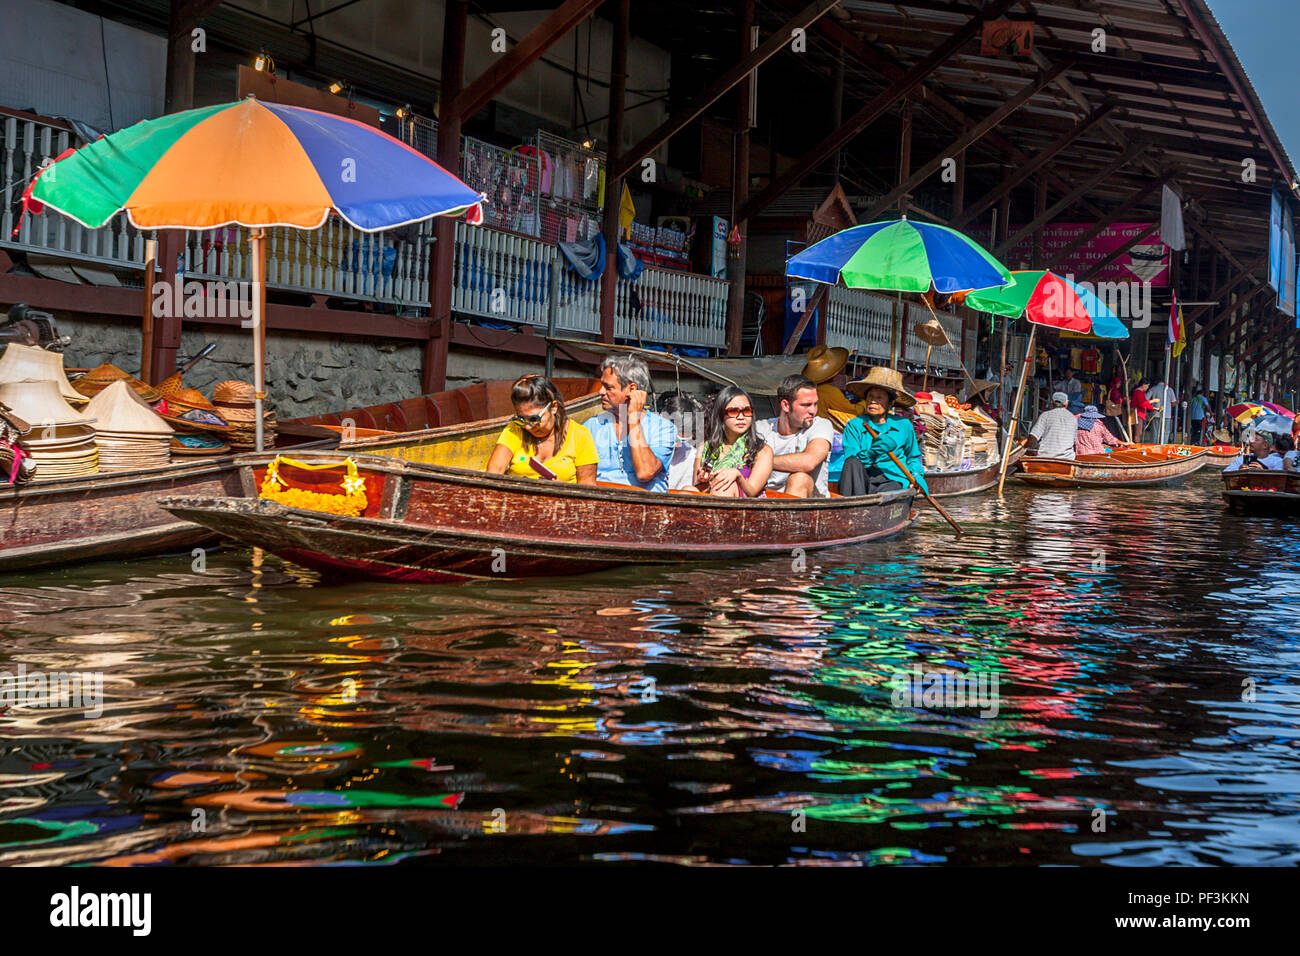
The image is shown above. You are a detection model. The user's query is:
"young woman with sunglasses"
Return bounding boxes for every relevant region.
[693,385,773,497]
[486,374,598,485]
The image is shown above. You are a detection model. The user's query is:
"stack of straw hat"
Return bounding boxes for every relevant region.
[0,344,89,408]
[0,379,98,480]
[83,380,173,471]
[212,380,275,448]
[158,388,233,437]
[73,363,162,405]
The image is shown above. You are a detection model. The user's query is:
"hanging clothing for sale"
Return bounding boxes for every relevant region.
[1081,346,1101,373]
[1069,347,1083,371]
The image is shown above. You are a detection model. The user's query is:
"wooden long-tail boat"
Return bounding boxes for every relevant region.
[0,458,242,572]
[278,377,603,466]
[1222,469,1300,514]
[1014,444,1208,489]
[1200,443,1242,469]
[158,451,917,583]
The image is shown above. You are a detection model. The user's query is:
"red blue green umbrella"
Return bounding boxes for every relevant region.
[785,218,1011,294]
[965,270,1129,339]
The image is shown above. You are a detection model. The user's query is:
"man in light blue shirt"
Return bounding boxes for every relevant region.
[588,355,677,491]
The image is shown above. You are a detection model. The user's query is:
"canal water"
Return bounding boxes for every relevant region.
[1,472,1297,866]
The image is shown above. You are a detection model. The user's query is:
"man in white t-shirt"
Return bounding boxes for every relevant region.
[754,375,834,497]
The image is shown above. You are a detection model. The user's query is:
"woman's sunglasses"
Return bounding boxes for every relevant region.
[723,406,753,419]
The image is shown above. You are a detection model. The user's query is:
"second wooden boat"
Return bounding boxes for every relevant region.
[159,451,917,583]
[0,458,242,572]
[279,377,603,467]
[1222,469,1300,514]
[1014,444,1208,489]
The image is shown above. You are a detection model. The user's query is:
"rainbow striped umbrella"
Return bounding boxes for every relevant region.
[25,97,484,231]
[25,97,485,449]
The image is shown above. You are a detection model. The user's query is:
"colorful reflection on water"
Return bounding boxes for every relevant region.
[1,474,1297,865]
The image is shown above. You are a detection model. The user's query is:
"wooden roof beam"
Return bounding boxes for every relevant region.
[449,0,603,120]
[739,0,1018,222]
[995,141,1146,257]
[855,60,1068,224]
[1184,250,1266,329]
[1192,281,1273,344]
[610,0,841,181]
[951,102,1114,228]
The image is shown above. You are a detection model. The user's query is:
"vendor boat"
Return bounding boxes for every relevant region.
[926,443,1026,498]
[1014,443,1208,489]
[1222,470,1300,514]
[158,451,917,583]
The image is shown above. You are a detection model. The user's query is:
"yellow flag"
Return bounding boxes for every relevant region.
[1172,302,1187,358]
[619,182,635,237]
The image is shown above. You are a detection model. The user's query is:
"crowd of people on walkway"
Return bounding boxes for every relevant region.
[483,354,927,499]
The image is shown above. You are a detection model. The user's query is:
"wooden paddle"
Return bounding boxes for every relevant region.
[858,418,964,536]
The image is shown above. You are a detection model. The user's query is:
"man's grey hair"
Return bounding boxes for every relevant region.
[601,354,651,392]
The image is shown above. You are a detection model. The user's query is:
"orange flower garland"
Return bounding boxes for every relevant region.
[258,456,369,517]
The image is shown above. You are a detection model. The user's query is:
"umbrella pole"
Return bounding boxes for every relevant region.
[923,344,931,392]
[251,230,267,452]
[141,237,157,384]
[997,324,1036,497]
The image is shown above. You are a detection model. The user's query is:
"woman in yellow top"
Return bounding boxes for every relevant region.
[485,374,598,484]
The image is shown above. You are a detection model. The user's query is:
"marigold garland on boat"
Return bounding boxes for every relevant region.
[259,456,369,516]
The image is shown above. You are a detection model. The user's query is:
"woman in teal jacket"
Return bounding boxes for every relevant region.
[839,366,927,495]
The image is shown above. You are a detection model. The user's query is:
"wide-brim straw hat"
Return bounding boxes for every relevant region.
[1212,427,1233,444]
[0,379,91,428]
[912,317,951,347]
[846,366,916,408]
[74,364,161,404]
[160,387,233,433]
[211,380,264,423]
[83,380,174,436]
[0,344,88,405]
[800,345,849,384]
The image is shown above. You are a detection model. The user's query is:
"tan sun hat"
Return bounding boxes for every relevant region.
[846,366,916,408]
[0,344,88,405]
[800,345,849,384]
[912,318,951,348]
[0,379,90,428]
[964,379,999,402]
[83,380,173,436]
[211,380,260,422]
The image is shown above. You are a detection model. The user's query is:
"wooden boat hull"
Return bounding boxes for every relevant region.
[0,459,243,572]
[159,452,917,583]
[1014,444,1208,489]
[1201,445,1241,469]
[280,377,603,468]
[1222,470,1300,514]
[925,444,1026,499]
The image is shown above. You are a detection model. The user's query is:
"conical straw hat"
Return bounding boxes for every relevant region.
[800,345,849,384]
[0,344,87,405]
[913,318,951,348]
[845,366,917,407]
[0,379,89,427]
[84,380,174,435]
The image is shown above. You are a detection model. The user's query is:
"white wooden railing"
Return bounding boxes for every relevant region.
[451,220,727,347]
[826,286,894,360]
[904,301,964,370]
[1,113,147,269]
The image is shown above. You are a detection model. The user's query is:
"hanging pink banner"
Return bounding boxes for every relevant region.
[1001,222,1170,286]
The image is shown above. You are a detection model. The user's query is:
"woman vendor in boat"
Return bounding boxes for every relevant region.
[693,386,773,497]
[486,374,598,485]
[837,366,928,496]
[1074,404,1124,457]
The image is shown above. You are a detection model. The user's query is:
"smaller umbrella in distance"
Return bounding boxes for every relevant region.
[785,218,1011,294]
[1247,412,1293,435]
[965,270,1129,339]
[1226,402,1268,424]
